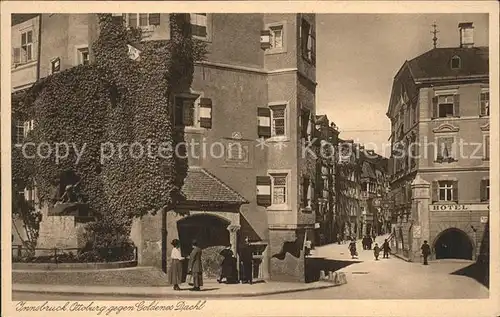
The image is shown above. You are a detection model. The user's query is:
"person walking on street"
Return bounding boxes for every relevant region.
[373,243,381,260]
[382,239,391,258]
[367,236,373,250]
[187,240,203,291]
[168,239,184,290]
[421,240,431,265]
[348,239,358,259]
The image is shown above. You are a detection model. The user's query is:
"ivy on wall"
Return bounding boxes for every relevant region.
[12,13,207,252]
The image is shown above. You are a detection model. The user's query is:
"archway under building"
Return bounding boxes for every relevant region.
[434,228,473,260]
[177,213,231,254]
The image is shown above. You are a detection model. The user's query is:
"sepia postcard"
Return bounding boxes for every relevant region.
[1,1,499,317]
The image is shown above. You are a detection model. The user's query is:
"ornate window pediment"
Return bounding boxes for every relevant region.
[480,122,489,132]
[432,123,459,134]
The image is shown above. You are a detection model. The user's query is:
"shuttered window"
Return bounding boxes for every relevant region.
[190,13,207,38]
[271,174,287,205]
[480,179,489,201]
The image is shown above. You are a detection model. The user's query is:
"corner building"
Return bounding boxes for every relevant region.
[387,22,489,262]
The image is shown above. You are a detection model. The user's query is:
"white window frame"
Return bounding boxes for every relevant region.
[437,94,455,118]
[20,29,34,63]
[76,46,90,66]
[265,21,287,55]
[50,57,61,74]
[268,171,290,210]
[190,13,210,41]
[438,181,454,202]
[124,13,161,33]
[269,103,287,139]
[480,88,489,117]
[173,91,203,129]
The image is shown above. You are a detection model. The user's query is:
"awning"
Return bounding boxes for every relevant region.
[181,167,248,204]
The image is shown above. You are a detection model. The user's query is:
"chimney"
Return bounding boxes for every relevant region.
[458,22,474,48]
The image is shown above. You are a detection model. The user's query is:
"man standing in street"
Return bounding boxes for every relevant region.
[382,239,391,259]
[421,240,431,265]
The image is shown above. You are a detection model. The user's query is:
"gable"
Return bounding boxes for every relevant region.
[387,62,418,119]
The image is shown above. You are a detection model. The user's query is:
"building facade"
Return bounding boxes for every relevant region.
[359,150,389,237]
[11,13,318,282]
[386,22,489,261]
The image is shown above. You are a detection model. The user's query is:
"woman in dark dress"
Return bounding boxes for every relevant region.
[239,237,253,284]
[168,239,184,290]
[218,244,236,283]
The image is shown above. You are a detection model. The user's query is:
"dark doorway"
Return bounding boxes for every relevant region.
[434,228,473,260]
[177,214,230,256]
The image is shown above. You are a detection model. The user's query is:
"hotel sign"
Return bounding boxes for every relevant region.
[430,204,489,212]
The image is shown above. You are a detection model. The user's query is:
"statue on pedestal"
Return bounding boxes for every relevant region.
[48,171,87,216]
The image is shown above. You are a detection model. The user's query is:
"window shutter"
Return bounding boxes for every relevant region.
[149,13,160,26]
[480,180,486,201]
[431,95,438,119]
[431,181,438,202]
[199,97,212,129]
[453,94,460,117]
[256,176,271,206]
[452,181,459,203]
[13,47,21,64]
[257,107,271,138]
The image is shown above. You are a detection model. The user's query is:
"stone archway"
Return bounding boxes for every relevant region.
[177,213,231,253]
[433,228,473,260]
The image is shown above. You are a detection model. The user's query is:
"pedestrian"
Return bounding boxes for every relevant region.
[348,239,357,259]
[218,244,237,283]
[239,237,253,284]
[187,240,203,291]
[367,236,373,250]
[373,243,381,260]
[361,236,367,250]
[421,240,431,265]
[382,239,391,258]
[168,239,184,290]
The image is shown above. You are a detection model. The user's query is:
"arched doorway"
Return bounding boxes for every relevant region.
[434,228,473,260]
[177,214,230,253]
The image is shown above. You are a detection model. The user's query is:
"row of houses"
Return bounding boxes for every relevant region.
[10,13,389,282]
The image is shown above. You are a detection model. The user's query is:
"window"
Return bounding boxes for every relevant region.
[14,120,24,145]
[174,97,197,127]
[480,179,489,201]
[438,95,454,117]
[483,135,490,160]
[226,143,249,163]
[300,109,310,139]
[21,30,34,62]
[438,181,456,202]
[271,174,287,205]
[436,136,455,162]
[50,57,60,74]
[190,13,207,38]
[78,47,89,66]
[301,18,315,64]
[451,56,461,69]
[480,91,489,116]
[126,13,160,28]
[270,105,286,137]
[270,25,283,49]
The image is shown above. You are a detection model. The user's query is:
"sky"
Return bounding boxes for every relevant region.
[316,14,489,157]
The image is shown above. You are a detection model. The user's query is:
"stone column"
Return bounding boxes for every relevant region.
[411,175,431,261]
[227,224,241,279]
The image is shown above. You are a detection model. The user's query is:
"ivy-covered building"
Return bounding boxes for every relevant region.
[11,13,319,282]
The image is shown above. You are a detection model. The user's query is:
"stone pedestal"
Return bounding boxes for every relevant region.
[268,228,306,282]
[35,204,90,256]
[409,175,431,262]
